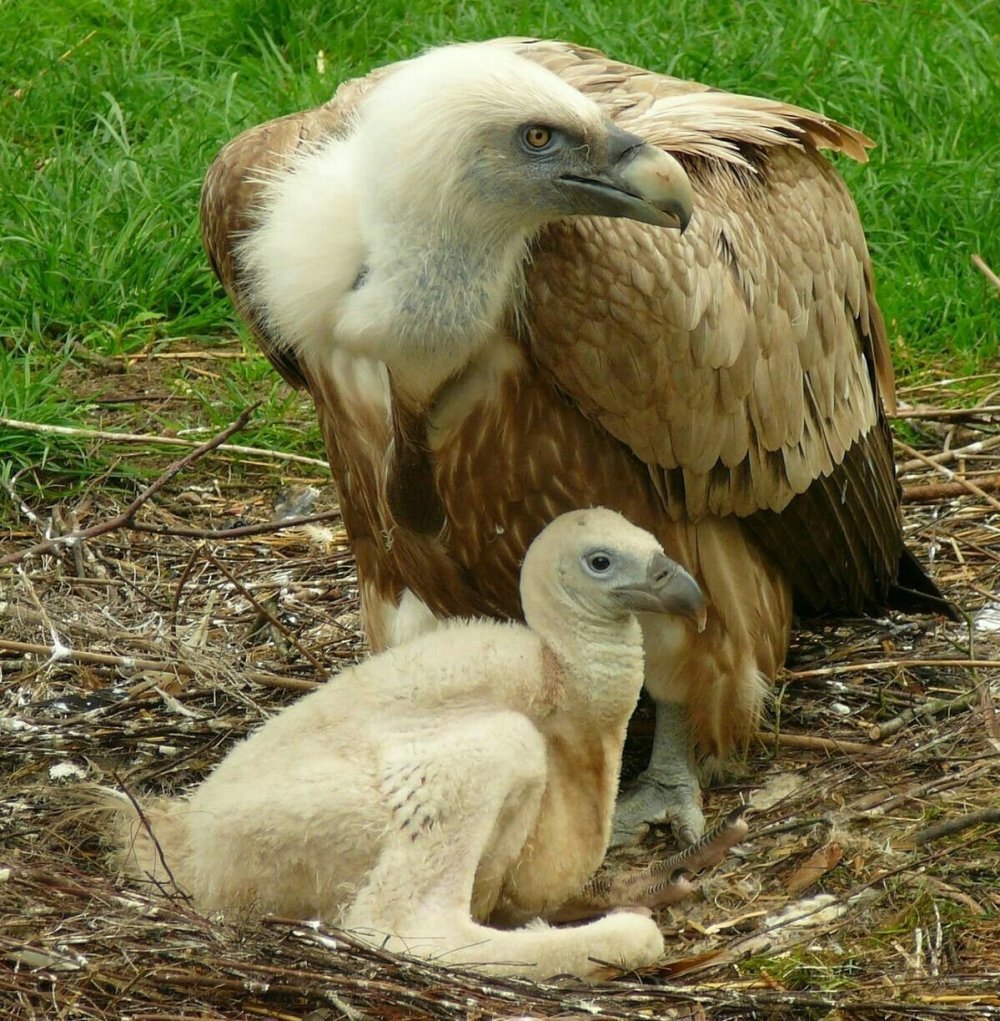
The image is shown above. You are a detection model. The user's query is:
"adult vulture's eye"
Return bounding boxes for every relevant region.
[523,125,554,150]
[584,552,613,574]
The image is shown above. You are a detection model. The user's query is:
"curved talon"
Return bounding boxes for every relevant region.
[610,779,705,848]
[649,804,750,878]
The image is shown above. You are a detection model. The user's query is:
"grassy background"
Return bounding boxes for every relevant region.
[1,0,998,485]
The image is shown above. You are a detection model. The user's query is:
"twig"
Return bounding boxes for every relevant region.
[112,771,187,900]
[869,688,983,740]
[201,547,329,676]
[902,474,1000,503]
[787,658,1000,680]
[905,808,1000,848]
[890,405,1000,422]
[0,473,43,527]
[0,416,328,468]
[68,340,125,374]
[14,566,65,654]
[755,731,889,756]
[0,637,322,691]
[850,761,993,815]
[972,253,1000,294]
[895,439,1000,513]
[895,434,1000,475]
[125,349,254,362]
[0,407,257,568]
[129,509,342,540]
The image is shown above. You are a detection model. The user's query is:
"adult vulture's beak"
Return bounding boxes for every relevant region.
[613,552,707,630]
[558,124,694,231]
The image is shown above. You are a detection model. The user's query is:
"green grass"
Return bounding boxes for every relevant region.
[1,0,997,484]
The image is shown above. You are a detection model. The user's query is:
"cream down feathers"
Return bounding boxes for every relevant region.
[107,509,707,979]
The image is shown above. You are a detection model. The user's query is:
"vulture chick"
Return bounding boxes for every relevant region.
[201,40,950,847]
[105,509,741,980]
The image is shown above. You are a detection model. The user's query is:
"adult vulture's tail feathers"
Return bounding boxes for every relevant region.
[888,548,962,621]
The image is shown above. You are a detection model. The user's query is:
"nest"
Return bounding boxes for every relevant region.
[2,366,1000,1020]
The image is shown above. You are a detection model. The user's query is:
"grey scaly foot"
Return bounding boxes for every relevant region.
[611,700,704,847]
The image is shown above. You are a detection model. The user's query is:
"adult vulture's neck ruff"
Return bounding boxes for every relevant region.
[241,45,693,402]
[203,38,952,851]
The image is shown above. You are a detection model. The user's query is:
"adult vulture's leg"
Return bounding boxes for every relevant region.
[609,517,788,849]
[611,700,704,847]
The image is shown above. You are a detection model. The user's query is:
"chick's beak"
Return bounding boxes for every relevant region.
[613,552,707,631]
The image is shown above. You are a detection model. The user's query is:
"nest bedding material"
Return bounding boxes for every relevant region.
[2,358,1000,1020]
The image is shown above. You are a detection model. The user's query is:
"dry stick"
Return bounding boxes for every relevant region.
[788,657,1000,680]
[755,731,890,756]
[129,509,343,540]
[125,349,255,362]
[0,416,328,469]
[972,253,1000,294]
[896,434,1000,475]
[890,405,1000,421]
[201,546,329,676]
[869,687,983,740]
[112,770,188,903]
[902,473,1000,503]
[906,807,1000,847]
[0,637,319,691]
[0,474,42,526]
[895,437,1000,513]
[850,760,992,815]
[170,542,206,640]
[0,406,256,569]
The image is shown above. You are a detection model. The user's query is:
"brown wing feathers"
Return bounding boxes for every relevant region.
[200,103,348,390]
[200,38,948,640]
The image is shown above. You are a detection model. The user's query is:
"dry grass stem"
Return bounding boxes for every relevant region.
[0,415,329,469]
[972,253,1000,294]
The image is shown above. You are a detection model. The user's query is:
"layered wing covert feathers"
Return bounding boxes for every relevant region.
[200,38,935,618]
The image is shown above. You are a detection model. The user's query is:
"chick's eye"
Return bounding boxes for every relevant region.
[523,125,553,150]
[585,552,613,574]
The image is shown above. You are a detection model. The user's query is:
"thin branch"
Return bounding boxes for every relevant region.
[905,807,1000,847]
[787,658,1000,680]
[0,637,320,691]
[869,687,983,740]
[895,438,1000,512]
[201,546,330,676]
[0,415,328,468]
[128,509,342,540]
[902,474,1000,503]
[755,731,890,756]
[112,770,187,900]
[895,434,1000,475]
[972,253,1000,295]
[890,405,1000,422]
[0,406,258,568]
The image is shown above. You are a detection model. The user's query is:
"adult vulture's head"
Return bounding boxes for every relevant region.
[241,43,694,394]
[358,44,693,232]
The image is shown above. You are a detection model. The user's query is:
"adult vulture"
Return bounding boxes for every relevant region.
[201,39,949,846]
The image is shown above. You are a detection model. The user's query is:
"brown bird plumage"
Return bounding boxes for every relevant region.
[200,38,948,845]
